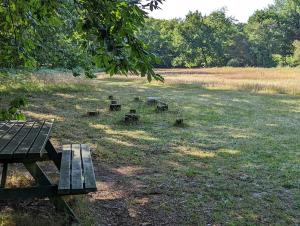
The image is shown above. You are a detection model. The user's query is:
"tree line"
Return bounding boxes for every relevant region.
[0,0,299,74]
[139,0,300,68]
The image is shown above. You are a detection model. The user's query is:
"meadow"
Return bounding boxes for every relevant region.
[0,68,299,225]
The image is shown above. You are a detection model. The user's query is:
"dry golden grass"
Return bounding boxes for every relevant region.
[154,67,300,95]
[14,67,298,96]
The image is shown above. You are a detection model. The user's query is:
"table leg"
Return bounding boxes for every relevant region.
[24,162,79,222]
[1,163,8,188]
[45,140,61,169]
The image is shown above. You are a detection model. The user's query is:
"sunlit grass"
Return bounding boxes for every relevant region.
[0,68,299,225]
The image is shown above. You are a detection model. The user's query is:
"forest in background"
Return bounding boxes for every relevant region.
[0,0,299,73]
[140,0,300,68]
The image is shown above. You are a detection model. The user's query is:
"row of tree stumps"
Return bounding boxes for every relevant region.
[108,95,140,123]
[87,95,184,126]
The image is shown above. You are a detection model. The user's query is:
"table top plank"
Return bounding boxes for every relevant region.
[0,122,15,138]
[13,121,44,158]
[28,121,53,157]
[0,122,7,129]
[81,144,97,191]
[58,145,72,194]
[0,123,25,153]
[0,122,35,159]
[71,144,84,191]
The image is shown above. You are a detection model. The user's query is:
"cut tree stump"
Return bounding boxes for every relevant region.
[125,113,139,123]
[174,118,184,126]
[130,109,136,114]
[87,111,99,116]
[147,97,161,105]
[156,103,168,112]
[110,104,121,111]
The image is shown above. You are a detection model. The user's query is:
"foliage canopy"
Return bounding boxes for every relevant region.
[0,0,164,80]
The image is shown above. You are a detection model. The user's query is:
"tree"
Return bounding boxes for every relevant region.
[293,40,300,66]
[0,0,165,81]
[204,9,237,66]
[227,24,252,66]
[139,18,179,67]
[173,11,214,67]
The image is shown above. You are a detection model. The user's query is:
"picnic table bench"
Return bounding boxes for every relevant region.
[0,120,97,221]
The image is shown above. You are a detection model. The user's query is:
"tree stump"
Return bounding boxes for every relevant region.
[156,103,168,112]
[147,97,161,105]
[110,104,121,111]
[87,111,100,116]
[174,118,184,126]
[111,100,117,104]
[125,113,139,123]
[130,109,136,114]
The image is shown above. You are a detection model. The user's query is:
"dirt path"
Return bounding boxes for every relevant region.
[89,162,177,226]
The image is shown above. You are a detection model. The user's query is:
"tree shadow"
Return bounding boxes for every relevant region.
[1,76,299,225]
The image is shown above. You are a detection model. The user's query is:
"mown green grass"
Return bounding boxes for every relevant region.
[0,69,299,225]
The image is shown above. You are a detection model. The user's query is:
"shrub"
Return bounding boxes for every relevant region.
[85,70,96,79]
[227,58,243,67]
[72,67,82,77]
[0,97,27,121]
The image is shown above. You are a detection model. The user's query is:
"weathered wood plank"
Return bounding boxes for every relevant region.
[0,122,15,138]
[28,121,52,157]
[1,122,34,158]
[81,144,97,192]
[58,145,72,195]
[0,122,7,129]
[71,144,84,191]
[0,163,8,188]
[44,140,61,169]
[0,185,58,199]
[0,123,24,153]
[0,155,50,164]
[14,121,44,158]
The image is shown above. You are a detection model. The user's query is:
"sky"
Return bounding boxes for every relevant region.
[148,0,275,23]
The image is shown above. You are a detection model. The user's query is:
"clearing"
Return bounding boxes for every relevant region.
[0,68,299,225]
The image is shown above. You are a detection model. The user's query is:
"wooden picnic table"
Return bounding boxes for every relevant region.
[0,120,97,221]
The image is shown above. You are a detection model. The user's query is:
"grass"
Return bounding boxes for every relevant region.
[0,68,299,225]
[157,67,300,95]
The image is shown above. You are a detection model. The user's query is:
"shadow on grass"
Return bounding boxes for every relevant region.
[1,76,299,225]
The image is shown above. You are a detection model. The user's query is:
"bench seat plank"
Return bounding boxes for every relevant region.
[58,145,72,194]
[58,144,97,195]
[71,144,84,191]
[81,144,97,192]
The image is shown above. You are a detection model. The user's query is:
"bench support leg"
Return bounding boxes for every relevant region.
[45,140,61,170]
[24,162,79,223]
[1,163,8,188]
[51,196,79,222]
